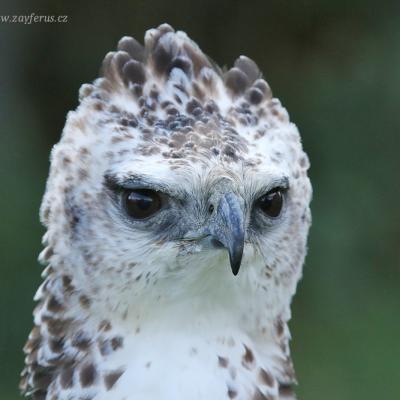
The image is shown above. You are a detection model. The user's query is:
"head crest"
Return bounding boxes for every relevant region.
[88,23,272,106]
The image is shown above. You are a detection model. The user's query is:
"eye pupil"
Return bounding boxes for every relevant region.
[258,189,283,218]
[124,190,162,219]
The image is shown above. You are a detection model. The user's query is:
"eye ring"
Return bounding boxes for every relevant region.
[123,189,163,220]
[256,188,285,218]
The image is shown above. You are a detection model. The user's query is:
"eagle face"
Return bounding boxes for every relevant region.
[22,24,311,400]
[44,93,309,309]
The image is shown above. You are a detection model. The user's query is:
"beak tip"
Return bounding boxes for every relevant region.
[229,255,242,276]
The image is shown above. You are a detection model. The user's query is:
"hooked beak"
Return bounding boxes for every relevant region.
[208,192,245,276]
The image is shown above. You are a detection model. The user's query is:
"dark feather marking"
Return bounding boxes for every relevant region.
[173,83,189,96]
[234,56,261,84]
[276,318,284,337]
[80,363,97,387]
[247,88,264,105]
[205,100,219,114]
[174,94,183,104]
[149,23,175,49]
[32,390,47,400]
[114,51,131,79]
[117,36,144,61]
[241,344,255,369]
[122,60,146,85]
[161,100,173,109]
[168,56,192,76]
[243,345,254,363]
[224,68,250,95]
[42,316,71,337]
[166,105,179,115]
[131,84,143,97]
[49,337,64,353]
[104,370,124,390]
[32,369,53,390]
[60,365,74,389]
[21,322,56,399]
[218,356,229,368]
[71,331,92,350]
[279,383,295,397]
[79,294,91,309]
[253,388,271,400]
[152,43,173,75]
[259,368,275,387]
[186,98,202,115]
[98,320,112,331]
[253,79,272,97]
[62,275,74,293]
[183,43,211,75]
[149,88,160,99]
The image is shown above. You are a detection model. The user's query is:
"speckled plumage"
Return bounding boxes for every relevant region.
[21,24,312,400]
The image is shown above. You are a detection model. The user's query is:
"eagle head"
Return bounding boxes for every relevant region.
[39,23,311,317]
[22,24,312,400]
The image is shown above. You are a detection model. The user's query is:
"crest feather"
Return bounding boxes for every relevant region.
[94,23,271,106]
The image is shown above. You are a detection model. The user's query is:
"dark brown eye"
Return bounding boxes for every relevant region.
[257,189,284,218]
[123,189,162,219]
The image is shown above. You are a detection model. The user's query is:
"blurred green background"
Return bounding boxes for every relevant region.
[0,0,399,399]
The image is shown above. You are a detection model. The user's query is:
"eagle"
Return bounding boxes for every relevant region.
[21,24,312,400]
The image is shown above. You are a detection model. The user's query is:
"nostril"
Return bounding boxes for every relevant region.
[208,204,214,214]
[211,238,224,248]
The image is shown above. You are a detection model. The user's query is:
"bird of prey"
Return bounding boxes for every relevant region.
[21,24,312,400]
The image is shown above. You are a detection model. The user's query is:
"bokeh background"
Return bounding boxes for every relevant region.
[1,0,399,399]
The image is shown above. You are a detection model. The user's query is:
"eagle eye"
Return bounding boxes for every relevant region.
[123,189,162,220]
[257,188,284,218]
